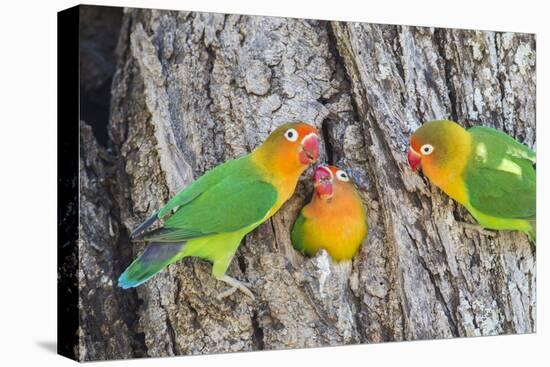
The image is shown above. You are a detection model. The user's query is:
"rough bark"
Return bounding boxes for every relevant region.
[77,7,536,361]
[78,122,146,360]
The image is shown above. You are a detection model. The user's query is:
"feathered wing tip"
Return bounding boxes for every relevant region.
[118,242,185,289]
[139,226,205,242]
[130,212,159,239]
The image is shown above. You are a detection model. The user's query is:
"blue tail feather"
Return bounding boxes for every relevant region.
[118,242,185,289]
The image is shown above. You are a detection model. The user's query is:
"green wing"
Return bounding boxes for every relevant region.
[132,157,249,239]
[465,126,536,219]
[291,213,307,254]
[469,126,535,163]
[291,212,317,257]
[158,158,245,218]
[141,160,278,242]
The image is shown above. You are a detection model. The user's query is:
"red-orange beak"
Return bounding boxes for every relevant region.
[313,165,333,199]
[408,147,422,171]
[299,133,319,165]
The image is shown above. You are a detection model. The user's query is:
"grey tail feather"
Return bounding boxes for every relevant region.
[130,212,159,239]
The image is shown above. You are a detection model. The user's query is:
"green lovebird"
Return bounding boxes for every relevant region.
[408,120,536,241]
[119,122,320,298]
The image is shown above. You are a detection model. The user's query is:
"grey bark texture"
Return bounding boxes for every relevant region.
[77,6,536,361]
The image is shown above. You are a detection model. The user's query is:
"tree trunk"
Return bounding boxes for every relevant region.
[78,6,536,361]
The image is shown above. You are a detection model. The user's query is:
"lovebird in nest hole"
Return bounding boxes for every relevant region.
[291,165,368,261]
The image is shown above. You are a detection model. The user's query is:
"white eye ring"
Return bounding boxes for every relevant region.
[420,144,434,155]
[284,128,298,142]
[336,170,350,182]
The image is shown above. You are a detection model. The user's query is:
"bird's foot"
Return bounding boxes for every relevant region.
[216,275,255,300]
[457,222,496,237]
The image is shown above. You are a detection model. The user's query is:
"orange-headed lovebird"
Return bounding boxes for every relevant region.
[408,120,535,241]
[291,165,368,261]
[119,122,320,298]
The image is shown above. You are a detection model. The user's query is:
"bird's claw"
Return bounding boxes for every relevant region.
[458,221,496,237]
[216,287,238,300]
[216,275,255,300]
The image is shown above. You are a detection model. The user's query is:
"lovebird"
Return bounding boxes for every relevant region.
[291,165,368,261]
[408,120,536,241]
[119,122,320,299]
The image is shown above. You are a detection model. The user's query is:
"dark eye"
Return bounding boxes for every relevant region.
[421,144,434,155]
[336,170,350,182]
[284,128,298,142]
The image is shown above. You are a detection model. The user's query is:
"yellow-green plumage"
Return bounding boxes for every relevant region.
[119,122,319,289]
[409,120,535,241]
[118,156,276,289]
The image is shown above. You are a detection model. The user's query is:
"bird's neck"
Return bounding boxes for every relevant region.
[250,146,307,203]
[423,134,472,204]
[307,185,364,219]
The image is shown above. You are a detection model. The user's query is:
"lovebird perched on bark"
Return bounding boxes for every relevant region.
[408,120,536,241]
[291,165,368,261]
[119,122,320,299]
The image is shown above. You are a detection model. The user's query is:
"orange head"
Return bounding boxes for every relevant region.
[255,122,320,176]
[313,165,355,201]
[408,120,469,172]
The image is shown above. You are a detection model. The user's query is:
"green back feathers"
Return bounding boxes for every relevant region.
[465,126,536,220]
[163,176,277,234]
[469,126,535,163]
[130,159,247,239]
[158,158,245,218]
[120,155,280,287]
[137,155,278,242]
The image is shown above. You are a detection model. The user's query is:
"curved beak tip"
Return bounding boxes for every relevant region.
[300,133,320,164]
[313,166,333,197]
[313,165,331,181]
[407,148,421,171]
